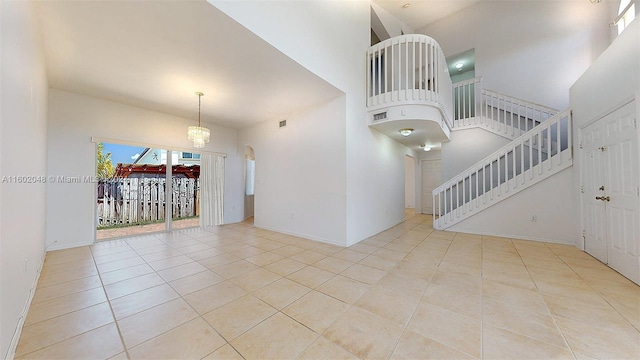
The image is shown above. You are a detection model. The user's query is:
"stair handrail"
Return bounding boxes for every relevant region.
[433,108,572,225]
[452,78,560,140]
[452,76,483,88]
[482,88,559,118]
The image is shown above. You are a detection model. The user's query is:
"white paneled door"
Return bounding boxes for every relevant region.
[581,117,608,263]
[421,159,442,215]
[580,101,639,284]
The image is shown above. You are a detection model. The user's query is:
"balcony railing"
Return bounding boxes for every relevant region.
[366,34,453,130]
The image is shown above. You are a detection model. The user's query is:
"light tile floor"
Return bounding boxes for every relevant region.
[16,212,640,359]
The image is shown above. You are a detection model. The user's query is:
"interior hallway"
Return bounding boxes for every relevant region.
[15,212,640,359]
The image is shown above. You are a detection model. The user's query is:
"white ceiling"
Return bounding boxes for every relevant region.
[35,0,342,129]
[371,119,449,151]
[371,0,481,30]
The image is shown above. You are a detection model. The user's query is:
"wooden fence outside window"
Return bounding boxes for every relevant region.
[97,177,199,227]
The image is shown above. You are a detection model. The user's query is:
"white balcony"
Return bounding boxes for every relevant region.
[366,34,453,150]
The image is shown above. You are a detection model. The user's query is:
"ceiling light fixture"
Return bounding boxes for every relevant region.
[402,3,411,8]
[187,91,210,148]
[399,128,414,137]
[423,146,431,152]
[455,63,464,72]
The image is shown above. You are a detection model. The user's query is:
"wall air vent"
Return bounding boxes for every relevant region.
[373,111,388,122]
[279,120,287,128]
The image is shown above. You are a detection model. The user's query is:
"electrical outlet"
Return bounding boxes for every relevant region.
[531,215,537,222]
[24,258,28,273]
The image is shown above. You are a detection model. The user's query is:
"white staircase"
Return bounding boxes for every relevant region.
[363,35,574,231]
[433,108,572,230]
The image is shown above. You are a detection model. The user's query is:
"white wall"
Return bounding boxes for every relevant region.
[570,19,640,249]
[211,0,409,245]
[571,20,639,127]
[441,128,511,182]
[371,2,414,40]
[449,168,577,244]
[0,1,49,358]
[348,129,411,245]
[418,1,613,110]
[239,96,347,245]
[46,89,243,250]
[404,155,415,208]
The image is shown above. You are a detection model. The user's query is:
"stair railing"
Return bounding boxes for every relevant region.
[453,78,559,139]
[433,109,572,229]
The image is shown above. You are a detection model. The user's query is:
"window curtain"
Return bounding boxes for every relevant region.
[200,153,225,226]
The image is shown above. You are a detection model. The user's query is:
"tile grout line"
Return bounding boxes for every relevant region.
[386,225,446,360]
[11,251,98,359]
[118,228,234,358]
[544,243,640,344]
[96,230,193,356]
[88,244,132,360]
[197,228,343,359]
[323,219,421,360]
[559,254,640,332]
[128,229,232,356]
[146,226,346,358]
[519,242,577,359]
[285,216,426,359]
[483,240,578,356]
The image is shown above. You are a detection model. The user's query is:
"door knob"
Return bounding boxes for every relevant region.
[595,196,610,202]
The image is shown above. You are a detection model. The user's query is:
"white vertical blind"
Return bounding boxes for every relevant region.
[200,153,225,226]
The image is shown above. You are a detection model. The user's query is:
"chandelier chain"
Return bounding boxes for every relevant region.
[198,92,203,127]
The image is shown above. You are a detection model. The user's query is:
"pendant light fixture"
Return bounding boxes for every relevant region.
[187,91,210,148]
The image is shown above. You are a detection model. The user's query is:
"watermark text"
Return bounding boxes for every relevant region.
[1,175,100,184]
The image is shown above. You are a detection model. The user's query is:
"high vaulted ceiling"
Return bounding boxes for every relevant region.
[35,0,342,129]
[371,0,481,30]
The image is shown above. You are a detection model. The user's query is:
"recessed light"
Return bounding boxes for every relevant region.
[455,63,463,69]
[402,3,410,9]
[399,128,413,137]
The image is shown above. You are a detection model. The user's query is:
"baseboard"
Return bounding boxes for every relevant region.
[444,226,577,246]
[253,224,347,247]
[346,217,406,247]
[45,240,94,251]
[5,251,46,360]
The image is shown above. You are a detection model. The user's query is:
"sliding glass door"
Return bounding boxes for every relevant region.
[96,143,207,240]
[171,151,201,230]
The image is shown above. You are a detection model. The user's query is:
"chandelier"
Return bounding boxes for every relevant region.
[187,91,210,148]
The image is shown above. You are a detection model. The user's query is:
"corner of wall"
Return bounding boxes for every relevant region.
[1,1,49,358]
